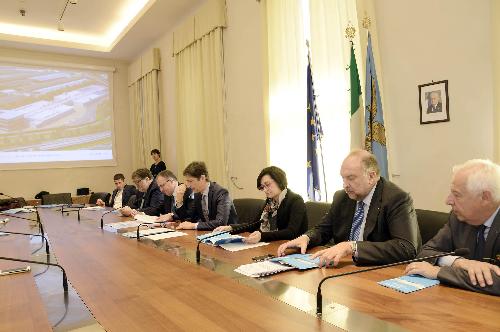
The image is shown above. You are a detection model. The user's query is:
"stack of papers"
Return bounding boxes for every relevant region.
[82,206,105,211]
[103,220,142,233]
[235,261,295,277]
[146,231,188,241]
[197,232,244,246]
[378,275,440,294]
[234,254,320,278]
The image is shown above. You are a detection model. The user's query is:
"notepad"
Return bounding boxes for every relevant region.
[378,275,440,294]
[196,232,244,246]
[235,254,320,277]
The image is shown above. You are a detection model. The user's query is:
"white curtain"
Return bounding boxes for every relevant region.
[309,0,360,199]
[128,69,161,170]
[174,27,229,188]
[266,0,308,197]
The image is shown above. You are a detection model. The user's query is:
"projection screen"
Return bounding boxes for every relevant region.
[0,58,116,170]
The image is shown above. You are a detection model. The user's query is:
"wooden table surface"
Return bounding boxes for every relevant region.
[0,217,52,332]
[37,208,342,332]
[92,210,500,332]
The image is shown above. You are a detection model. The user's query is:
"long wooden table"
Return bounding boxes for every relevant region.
[37,208,342,331]
[11,208,500,331]
[0,217,52,332]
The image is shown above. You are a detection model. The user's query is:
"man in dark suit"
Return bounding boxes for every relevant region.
[156,169,194,222]
[121,168,164,216]
[278,150,421,266]
[96,173,137,209]
[405,159,500,296]
[176,161,238,231]
[427,91,443,113]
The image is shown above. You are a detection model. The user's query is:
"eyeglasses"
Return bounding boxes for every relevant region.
[259,181,274,191]
[132,178,144,185]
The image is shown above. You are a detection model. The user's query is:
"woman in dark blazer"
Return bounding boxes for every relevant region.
[215,166,308,243]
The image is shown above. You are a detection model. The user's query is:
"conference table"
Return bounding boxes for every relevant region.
[1,208,499,331]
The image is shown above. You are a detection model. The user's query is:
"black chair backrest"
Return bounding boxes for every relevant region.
[41,193,72,205]
[415,209,449,244]
[89,192,111,205]
[305,201,330,230]
[126,195,137,208]
[233,198,265,224]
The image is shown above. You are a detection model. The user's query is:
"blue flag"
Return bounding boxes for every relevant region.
[364,33,389,178]
[307,58,324,201]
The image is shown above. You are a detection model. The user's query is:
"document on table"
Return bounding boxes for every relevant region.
[103,220,142,233]
[134,214,159,224]
[219,241,269,252]
[82,206,105,211]
[378,275,440,294]
[146,231,188,241]
[235,261,294,277]
[122,227,173,238]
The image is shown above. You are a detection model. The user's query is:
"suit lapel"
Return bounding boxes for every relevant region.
[484,209,500,257]
[362,178,383,240]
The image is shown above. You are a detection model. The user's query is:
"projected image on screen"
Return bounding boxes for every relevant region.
[0,61,115,168]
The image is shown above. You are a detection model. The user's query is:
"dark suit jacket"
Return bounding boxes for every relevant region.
[192,182,238,231]
[108,184,137,208]
[235,189,308,242]
[427,102,442,113]
[161,186,195,221]
[419,211,500,296]
[136,181,164,216]
[305,177,421,265]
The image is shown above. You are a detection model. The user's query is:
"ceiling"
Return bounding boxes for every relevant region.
[0,0,205,61]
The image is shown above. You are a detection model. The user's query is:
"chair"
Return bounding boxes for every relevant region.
[415,209,449,244]
[41,193,72,205]
[233,198,265,224]
[89,192,111,205]
[305,201,330,229]
[126,195,137,208]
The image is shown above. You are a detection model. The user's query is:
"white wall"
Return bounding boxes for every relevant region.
[374,0,495,211]
[137,0,267,199]
[0,47,132,199]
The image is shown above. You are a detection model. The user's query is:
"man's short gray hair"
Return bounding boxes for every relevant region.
[452,159,500,202]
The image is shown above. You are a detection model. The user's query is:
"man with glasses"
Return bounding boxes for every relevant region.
[176,161,238,230]
[405,159,499,295]
[278,149,421,266]
[121,168,164,217]
[156,170,194,222]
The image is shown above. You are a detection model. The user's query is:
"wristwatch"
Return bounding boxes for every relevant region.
[351,241,358,256]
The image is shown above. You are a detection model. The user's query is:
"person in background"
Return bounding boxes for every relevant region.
[96,173,137,209]
[278,149,421,267]
[215,166,307,244]
[405,159,499,296]
[176,161,238,230]
[156,170,194,222]
[150,149,166,178]
[121,168,164,217]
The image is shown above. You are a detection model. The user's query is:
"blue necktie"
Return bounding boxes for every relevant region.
[349,201,365,241]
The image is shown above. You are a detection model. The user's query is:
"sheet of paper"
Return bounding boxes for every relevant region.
[219,241,269,252]
[234,260,294,278]
[121,227,174,238]
[82,206,105,211]
[146,231,188,241]
[134,214,159,224]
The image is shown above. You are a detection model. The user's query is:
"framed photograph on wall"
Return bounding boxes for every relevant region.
[418,80,450,124]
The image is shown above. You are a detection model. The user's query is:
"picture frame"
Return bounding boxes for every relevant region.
[418,80,450,124]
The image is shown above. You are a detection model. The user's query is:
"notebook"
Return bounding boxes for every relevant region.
[378,274,440,294]
[235,254,320,277]
[196,232,244,246]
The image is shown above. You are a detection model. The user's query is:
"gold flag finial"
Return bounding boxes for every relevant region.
[362,13,371,30]
[345,21,356,41]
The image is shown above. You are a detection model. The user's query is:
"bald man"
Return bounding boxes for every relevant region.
[278,150,421,266]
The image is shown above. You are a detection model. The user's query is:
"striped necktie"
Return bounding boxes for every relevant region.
[201,193,209,222]
[349,201,365,241]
